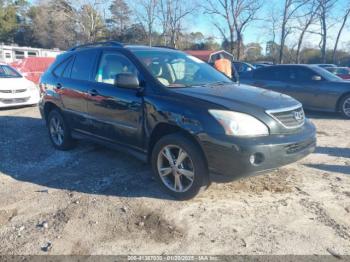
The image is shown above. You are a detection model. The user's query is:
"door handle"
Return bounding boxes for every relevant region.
[56,83,62,89]
[88,89,99,96]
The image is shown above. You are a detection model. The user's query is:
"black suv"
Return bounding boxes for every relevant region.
[39,42,316,199]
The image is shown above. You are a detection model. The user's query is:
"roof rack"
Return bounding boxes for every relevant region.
[68,41,124,51]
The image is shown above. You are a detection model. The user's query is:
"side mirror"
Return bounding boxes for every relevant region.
[115,73,140,89]
[312,75,322,81]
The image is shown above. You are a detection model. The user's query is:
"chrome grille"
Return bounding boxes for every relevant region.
[0,89,27,94]
[0,97,30,104]
[267,105,305,129]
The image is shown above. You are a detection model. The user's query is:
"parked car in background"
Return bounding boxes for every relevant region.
[0,63,40,108]
[325,67,350,80]
[240,64,350,118]
[252,63,272,69]
[313,64,337,68]
[233,61,255,73]
[11,57,55,84]
[39,42,316,199]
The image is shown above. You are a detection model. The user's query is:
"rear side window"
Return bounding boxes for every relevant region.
[53,56,73,77]
[63,58,74,78]
[71,50,98,81]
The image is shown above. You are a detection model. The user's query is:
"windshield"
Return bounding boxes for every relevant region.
[132,50,233,88]
[312,66,343,82]
[0,65,22,78]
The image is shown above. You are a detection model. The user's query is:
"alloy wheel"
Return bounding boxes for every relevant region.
[343,97,350,117]
[49,116,64,146]
[157,145,195,193]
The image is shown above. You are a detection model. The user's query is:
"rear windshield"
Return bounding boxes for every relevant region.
[0,65,22,78]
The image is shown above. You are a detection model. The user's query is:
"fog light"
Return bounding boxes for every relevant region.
[249,153,264,165]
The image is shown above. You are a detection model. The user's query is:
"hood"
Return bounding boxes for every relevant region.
[172,83,300,111]
[0,77,35,90]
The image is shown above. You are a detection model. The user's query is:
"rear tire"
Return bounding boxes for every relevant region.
[47,109,76,150]
[151,133,209,200]
[339,94,350,119]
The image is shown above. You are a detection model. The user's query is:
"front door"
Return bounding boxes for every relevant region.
[86,50,144,149]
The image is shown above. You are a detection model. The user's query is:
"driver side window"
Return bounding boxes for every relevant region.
[95,52,138,85]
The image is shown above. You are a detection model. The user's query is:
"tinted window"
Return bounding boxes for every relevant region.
[53,57,73,77]
[294,67,315,81]
[71,50,98,81]
[95,51,139,85]
[253,67,278,80]
[63,58,74,78]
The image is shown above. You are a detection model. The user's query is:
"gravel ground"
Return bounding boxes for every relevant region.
[0,106,349,256]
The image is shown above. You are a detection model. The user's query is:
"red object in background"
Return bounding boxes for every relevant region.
[10,57,55,84]
[337,73,350,80]
[185,50,215,62]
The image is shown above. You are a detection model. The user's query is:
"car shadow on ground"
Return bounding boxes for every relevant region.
[315,146,350,158]
[305,164,350,176]
[0,115,175,200]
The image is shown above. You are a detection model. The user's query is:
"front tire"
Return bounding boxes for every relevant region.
[340,94,350,119]
[151,133,209,200]
[47,109,76,150]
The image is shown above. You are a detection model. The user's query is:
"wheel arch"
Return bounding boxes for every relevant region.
[43,101,62,123]
[336,92,350,112]
[147,122,208,168]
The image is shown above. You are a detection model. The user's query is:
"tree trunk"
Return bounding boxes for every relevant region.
[332,9,350,64]
[321,14,327,63]
[279,31,286,64]
[236,33,242,61]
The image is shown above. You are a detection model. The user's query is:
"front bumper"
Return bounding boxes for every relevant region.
[0,89,40,108]
[199,119,316,178]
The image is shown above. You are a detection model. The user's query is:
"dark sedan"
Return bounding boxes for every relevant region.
[240,64,350,118]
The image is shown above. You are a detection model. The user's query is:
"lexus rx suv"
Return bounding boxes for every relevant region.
[39,42,316,199]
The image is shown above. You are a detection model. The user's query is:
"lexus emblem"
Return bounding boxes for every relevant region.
[294,110,304,121]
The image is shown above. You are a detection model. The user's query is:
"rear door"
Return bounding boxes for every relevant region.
[56,50,99,131]
[86,50,144,148]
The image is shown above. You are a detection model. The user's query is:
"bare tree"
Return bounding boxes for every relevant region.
[204,0,235,53]
[278,0,308,64]
[158,0,195,48]
[332,4,350,63]
[204,0,262,60]
[231,0,262,60]
[78,2,106,42]
[134,0,158,46]
[317,0,338,63]
[295,0,320,63]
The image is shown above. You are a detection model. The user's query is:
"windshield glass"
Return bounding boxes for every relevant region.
[312,66,343,82]
[0,65,22,78]
[132,50,233,87]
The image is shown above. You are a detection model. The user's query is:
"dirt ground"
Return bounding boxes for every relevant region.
[0,106,349,256]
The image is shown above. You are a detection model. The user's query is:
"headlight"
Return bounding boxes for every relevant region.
[209,110,269,137]
[28,84,38,91]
